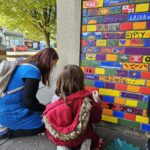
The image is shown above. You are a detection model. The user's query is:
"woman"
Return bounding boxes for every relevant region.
[0,48,59,138]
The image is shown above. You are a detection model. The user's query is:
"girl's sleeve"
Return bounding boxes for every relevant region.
[89,100,102,123]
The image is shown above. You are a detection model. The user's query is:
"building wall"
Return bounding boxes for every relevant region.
[80,0,150,133]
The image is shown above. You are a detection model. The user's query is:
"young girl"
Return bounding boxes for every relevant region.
[42,65,102,150]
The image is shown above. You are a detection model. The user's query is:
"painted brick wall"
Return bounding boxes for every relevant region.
[80,0,150,132]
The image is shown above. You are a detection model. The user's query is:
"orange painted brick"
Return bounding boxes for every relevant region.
[85,86,98,92]
[124,113,136,121]
[143,110,148,117]
[127,85,140,93]
[106,54,117,61]
[101,101,110,109]
[141,72,150,79]
[133,22,146,30]
[103,108,113,116]
[82,25,86,32]
[116,83,127,91]
[140,87,150,94]
[81,67,84,72]
[146,80,150,87]
[114,97,126,105]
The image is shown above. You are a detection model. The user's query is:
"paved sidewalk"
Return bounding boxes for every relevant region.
[0,127,147,150]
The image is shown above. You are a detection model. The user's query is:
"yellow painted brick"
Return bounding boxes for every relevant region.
[126,30,150,38]
[146,80,150,87]
[136,115,149,124]
[95,68,105,74]
[143,56,150,63]
[106,54,117,61]
[123,63,148,71]
[123,78,145,86]
[143,110,148,117]
[103,109,113,116]
[87,25,96,31]
[83,0,104,8]
[114,97,126,105]
[96,40,106,46]
[127,85,140,93]
[119,39,130,46]
[102,115,118,123]
[133,22,146,30]
[99,89,120,97]
[126,99,138,107]
[135,3,149,12]
[86,53,96,60]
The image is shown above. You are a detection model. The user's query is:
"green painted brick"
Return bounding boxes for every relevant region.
[84,79,94,86]
[118,55,130,62]
[80,60,99,67]
[118,119,141,129]
[105,69,117,76]
[109,6,121,15]
[138,101,148,109]
[129,0,150,3]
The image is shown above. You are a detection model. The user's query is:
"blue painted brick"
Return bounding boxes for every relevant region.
[100,62,122,69]
[94,80,104,88]
[103,96,114,103]
[114,111,124,118]
[144,39,150,47]
[128,71,141,79]
[144,95,150,102]
[141,124,150,132]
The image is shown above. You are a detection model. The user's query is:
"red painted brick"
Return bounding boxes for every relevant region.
[141,72,150,79]
[120,22,133,31]
[84,67,95,74]
[124,113,136,121]
[85,86,98,92]
[116,83,127,91]
[140,87,150,95]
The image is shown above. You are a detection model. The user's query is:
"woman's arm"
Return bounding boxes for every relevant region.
[22,78,45,113]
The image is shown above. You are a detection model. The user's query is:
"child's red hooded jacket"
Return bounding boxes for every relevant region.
[42,90,102,148]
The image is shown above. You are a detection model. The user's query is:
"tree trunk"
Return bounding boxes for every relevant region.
[44,31,50,48]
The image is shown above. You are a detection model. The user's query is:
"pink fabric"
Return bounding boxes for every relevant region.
[43,90,102,148]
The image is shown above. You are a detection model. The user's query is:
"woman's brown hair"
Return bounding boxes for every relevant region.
[21,48,59,86]
[55,65,84,105]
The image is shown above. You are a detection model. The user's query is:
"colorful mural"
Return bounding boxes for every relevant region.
[80,0,150,132]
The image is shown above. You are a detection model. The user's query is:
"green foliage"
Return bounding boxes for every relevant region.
[0,0,56,47]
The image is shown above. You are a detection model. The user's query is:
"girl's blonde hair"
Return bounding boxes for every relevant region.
[55,65,84,105]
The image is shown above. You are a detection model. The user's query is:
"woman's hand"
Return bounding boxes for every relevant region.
[92,91,101,102]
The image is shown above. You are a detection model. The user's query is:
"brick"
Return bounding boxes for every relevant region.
[135,3,149,12]
[82,25,86,32]
[86,53,96,61]
[143,110,148,117]
[144,95,150,102]
[133,22,146,30]
[123,63,148,71]
[80,60,100,67]
[96,40,106,46]
[100,62,122,69]
[96,54,106,61]
[103,96,114,103]
[87,25,96,31]
[84,79,94,86]
[127,85,140,93]
[103,108,113,116]
[126,30,150,38]
[99,89,120,97]
[120,22,133,31]
[106,54,117,61]
[117,70,128,77]
[128,71,141,79]
[143,56,150,63]
[121,92,144,100]
[85,74,99,80]
[141,72,150,79]
[136,115,149,124]
[118,55,130,62]
[118,119,141,129]
[146,80,150,87]
[104,82,115,89]
[83,0,104,8]
[114,97,126,105]
[141,124,150,132]
[124,113,136,121]
[94,80,104,88]
[116,83,127,91]
[85,86,98,92]
[125,47,150,55]
[140,87,150,94]
[126,99,138,107]
[131,39,144,47]
[113,111,124,118]
[105,69,117,76]
[119,39,131,46]
[101,101,111,109]
[84,67,95,74]
[130,55,142,63]
[138,101,148,109]
[95,68,105,74]
[102,115,118,123]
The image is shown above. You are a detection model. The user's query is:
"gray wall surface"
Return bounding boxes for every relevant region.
[38,0,82,104]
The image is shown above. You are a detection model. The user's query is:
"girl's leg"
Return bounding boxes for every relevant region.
[80,138,91,150]
[3,125,45,138]
[57,146,72,150]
